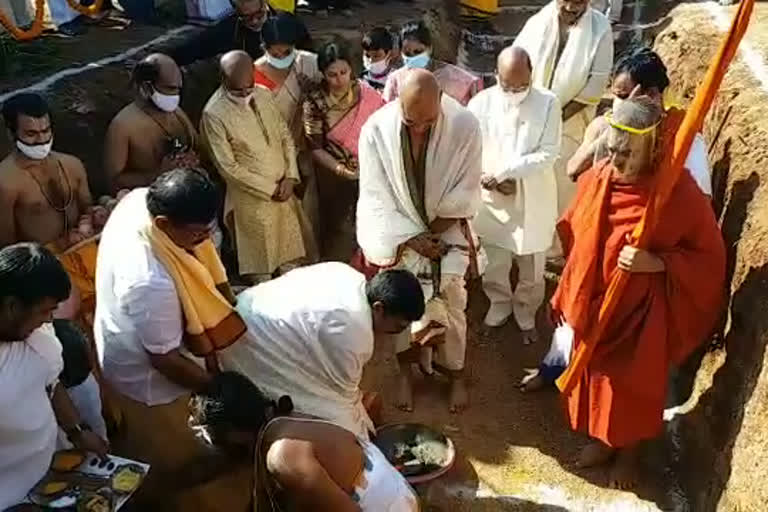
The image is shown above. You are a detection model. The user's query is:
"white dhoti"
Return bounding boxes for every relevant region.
[393,271,468,372]
[482,246,545,331]
[357,96,485,375]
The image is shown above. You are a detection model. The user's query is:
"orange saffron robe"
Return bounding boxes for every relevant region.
[552,159,726,448]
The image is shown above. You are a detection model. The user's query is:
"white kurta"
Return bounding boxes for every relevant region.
[219,262,376,439]
[469,86,562,255]
[0,324,62,510]
[514,2,613,215]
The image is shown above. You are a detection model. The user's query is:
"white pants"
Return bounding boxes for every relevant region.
[395,274,468,371]
[482,245,545,331]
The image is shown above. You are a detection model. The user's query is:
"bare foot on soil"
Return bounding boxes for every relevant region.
[395,373,414,412]
[449,378,469,413]
[521,328,539,345]
[609,447,640,490]
[575,441,616,469]
[519,368,546,392]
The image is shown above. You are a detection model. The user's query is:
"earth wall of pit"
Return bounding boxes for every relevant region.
[654,4,768,511]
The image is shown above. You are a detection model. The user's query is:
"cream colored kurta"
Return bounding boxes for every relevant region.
[201,87,307,275]
[514,2,613,215]
[469,86,562,255]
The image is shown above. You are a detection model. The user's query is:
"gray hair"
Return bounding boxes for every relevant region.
[611,96,663,131]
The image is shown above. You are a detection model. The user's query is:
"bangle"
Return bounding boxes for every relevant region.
[64,422,91,442]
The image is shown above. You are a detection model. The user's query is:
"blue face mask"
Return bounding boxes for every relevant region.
[404,51,430,69]
[266,49,296,70]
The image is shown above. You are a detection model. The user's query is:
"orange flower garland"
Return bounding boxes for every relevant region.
[0,0,45,41]
[65,0,104,17]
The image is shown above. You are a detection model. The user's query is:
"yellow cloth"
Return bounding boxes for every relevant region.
[267,0,295,13]
[459,0,498,17]
[201,87,308,275]
[140,219,246,359]
[53,239,99,324]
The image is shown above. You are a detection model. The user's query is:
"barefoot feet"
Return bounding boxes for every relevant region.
[609,446,640,490]
[449,377,469,414]
[575,441,616,469]
[395,372,414,412]
[519,368,547,392]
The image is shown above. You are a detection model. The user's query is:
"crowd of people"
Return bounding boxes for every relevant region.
[0,0,728,509]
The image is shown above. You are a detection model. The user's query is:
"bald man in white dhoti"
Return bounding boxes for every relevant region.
[356,70,483,414]
[514,0,613,240]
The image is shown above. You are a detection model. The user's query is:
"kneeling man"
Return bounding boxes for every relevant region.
[219,263,424,439]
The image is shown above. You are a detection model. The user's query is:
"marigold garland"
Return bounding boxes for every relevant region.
[0,0,45,41]
[65,0,104,17]
[0,0,103,41]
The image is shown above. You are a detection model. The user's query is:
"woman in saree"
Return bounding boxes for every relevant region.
[254,12,322,254]
[382,21,483,106]
[303,42,385,257]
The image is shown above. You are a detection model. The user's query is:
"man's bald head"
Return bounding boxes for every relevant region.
[400,69,441,135]
[133,53,182,96]
[496,46,532,93]
[220,50,255,94]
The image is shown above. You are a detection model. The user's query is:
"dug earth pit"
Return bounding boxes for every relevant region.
[654,3,768,511]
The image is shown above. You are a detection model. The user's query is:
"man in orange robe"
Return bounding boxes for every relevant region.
[551,97,726,488]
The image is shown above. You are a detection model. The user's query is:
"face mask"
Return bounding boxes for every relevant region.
[612,97,625,113]
[502,87,530,108]
[151,88,180,113]
[266,50,296,70]
[227,91,251,106]
[364,56,389,76]
[403,51,430,69]
[17,139,52,160]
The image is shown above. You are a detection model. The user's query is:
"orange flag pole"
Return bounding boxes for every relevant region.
[556,0,755,395]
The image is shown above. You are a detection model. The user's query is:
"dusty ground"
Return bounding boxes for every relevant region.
[361,279,668,511]
[4,1,759,510]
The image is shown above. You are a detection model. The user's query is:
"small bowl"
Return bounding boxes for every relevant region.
[373,423,456,484]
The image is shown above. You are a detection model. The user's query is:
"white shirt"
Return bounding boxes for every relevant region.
[94,189,202,406]
[0,325,62,510]
[469,86,562,254]
[220,262,376,438]
[684,134,713,196]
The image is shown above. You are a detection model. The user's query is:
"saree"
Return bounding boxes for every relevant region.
[303,80,384,255]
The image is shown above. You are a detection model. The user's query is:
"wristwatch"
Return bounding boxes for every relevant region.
[64,422,91,443]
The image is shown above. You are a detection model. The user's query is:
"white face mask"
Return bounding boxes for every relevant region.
[364,56,389,76]
[266,50,296,70]
[612,97,625,113]
[501,87,530,109]
[151,89,181,113]
[16,138,53,160]
[227,91,251,106]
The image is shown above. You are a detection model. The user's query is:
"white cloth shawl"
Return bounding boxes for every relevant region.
[514,2,611,107]
[356,95,483,275]
[220,262,376,439]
